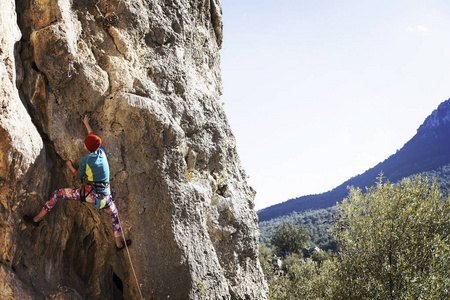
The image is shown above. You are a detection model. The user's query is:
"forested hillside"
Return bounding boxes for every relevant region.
[259,175,450,299]
[258,99,450,222]
[259,162,450,250]
[259,207,336,250]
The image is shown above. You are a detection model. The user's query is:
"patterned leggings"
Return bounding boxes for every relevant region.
[43,188,121,237]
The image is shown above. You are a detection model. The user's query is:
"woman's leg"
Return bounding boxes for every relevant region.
[34,188,81,222]
[104,201,123,247]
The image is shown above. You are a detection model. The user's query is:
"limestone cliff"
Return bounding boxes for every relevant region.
[0,0,267,299]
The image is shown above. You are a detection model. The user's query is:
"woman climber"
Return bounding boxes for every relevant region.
[23,115,131,251]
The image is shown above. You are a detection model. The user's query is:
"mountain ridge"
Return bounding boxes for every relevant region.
[258,98,450,222]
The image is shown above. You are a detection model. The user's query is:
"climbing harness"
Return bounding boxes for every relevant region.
[80,182,111,209]
[67,57,73,78]
[117,209,144,300]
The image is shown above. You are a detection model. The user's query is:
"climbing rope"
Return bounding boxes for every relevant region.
[67,57,73,78]
[116,209,144,300]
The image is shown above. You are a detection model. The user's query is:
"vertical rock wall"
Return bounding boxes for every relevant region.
[0,0,267,299]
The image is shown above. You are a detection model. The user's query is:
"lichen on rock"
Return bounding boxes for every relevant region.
[1,0,267,299]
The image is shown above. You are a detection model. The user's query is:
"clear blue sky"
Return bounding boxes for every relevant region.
[220,0,450,210]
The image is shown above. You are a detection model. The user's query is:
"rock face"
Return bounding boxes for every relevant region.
[0,0,267,299]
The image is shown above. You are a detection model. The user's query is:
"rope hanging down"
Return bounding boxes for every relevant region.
[116,210,144,300]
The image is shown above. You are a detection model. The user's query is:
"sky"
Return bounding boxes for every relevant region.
[219,0,450,210]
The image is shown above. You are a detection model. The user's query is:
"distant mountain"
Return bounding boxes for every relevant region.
[258,99,450,222]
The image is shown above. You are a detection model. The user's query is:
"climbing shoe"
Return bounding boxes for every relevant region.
[116,239,132,251]
[23,215,41,227]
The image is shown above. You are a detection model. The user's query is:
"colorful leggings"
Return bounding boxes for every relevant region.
[44,188,121,237]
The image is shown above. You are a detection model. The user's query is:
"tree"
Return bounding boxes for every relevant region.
[332,175,450,299]
[285,259,336,300]
[271,224,310,255]
[259,243,274,276]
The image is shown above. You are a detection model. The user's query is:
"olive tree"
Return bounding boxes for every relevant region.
[332,175,450,300]
[271,224,310,255]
